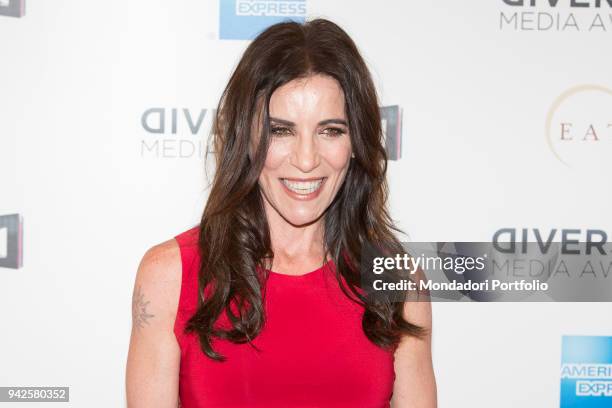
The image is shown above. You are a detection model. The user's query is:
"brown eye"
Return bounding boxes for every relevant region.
[322,127,346,137]
[270,126,292,136]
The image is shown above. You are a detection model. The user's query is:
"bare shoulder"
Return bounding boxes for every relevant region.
[137,238,182,292]
[401,267,432,330]
[127,238,182,406]
[138,238,182,281]
[132,238,182,331]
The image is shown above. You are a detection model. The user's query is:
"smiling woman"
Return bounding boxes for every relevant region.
[126,18,436,408]
[257,74,353,227]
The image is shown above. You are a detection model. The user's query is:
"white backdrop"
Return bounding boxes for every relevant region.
[1,0,611,407]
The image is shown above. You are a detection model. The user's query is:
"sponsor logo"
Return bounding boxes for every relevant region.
[561,336,612,406]
[140,107,214,159]
[493,228,608,253]
[0,214,23,269]
[0,0,25,18]
[219,0,307,40]
[545,84,612,168]
[498,0,612,31]
[488,228,612,302]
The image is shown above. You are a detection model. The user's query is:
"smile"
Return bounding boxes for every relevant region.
[279,177,326,199]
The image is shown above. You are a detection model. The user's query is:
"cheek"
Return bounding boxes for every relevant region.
[322,140,352,171]
[260,141,292,176]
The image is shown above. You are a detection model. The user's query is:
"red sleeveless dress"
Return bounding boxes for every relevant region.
[173,226,395,407]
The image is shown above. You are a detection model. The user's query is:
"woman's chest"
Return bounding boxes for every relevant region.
[178,277,395,407]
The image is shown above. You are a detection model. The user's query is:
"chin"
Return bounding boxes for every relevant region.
[281,211,323,227]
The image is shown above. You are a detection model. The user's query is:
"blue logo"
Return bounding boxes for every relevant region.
[219,0,306,40]
[561,336,612,407]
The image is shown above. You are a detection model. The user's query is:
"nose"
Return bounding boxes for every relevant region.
[290,132,320,173]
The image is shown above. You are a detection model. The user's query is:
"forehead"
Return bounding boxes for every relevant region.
[269,74,346,117]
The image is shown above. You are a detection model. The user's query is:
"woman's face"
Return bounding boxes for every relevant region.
[255,74,353,227]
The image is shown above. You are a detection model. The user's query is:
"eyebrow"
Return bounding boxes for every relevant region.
[269,116,348,127]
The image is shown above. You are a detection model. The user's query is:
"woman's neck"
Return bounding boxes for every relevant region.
[263,198,328,273]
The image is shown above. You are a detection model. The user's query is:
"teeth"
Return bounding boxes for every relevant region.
[281,178,324,194]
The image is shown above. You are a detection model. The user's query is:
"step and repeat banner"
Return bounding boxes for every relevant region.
[1,0,611,407]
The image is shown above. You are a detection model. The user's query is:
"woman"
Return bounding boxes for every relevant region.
[126,18,436,408]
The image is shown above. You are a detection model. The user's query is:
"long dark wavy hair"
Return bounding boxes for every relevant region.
[184,18,425,361]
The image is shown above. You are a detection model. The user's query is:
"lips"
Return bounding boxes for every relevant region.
[280,178,325,194]
[279,177,327,200]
